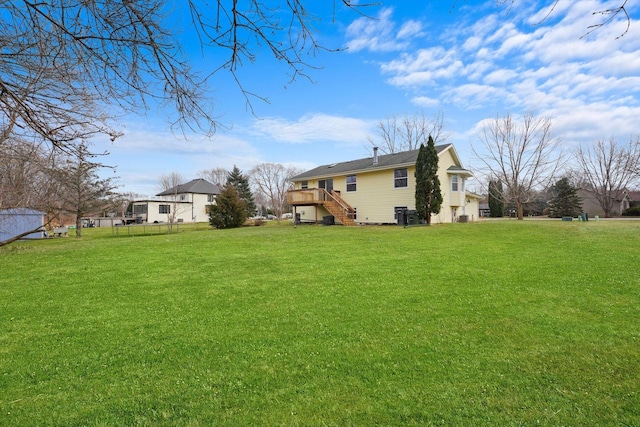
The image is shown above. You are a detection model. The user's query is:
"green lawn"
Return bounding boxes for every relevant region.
[1,220,639,426]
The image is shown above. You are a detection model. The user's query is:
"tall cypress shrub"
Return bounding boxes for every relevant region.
[488,180,504,217]
[415,135,442,225]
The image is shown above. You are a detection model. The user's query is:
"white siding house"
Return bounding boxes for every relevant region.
[127,179,220,224]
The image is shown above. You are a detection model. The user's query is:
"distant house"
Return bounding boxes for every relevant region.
[627,191,640,208]
[127,179,220,224]
[0,208,46,241]
[578,189,632,217]
[287,144,482,225]
[479,200,491,217]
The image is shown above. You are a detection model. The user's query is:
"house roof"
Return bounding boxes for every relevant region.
[156,178,220,197]
[627,191,640,202]
[446,165,474,177]
[291,144,455,180]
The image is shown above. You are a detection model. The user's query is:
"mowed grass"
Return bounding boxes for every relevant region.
[1,220,639,426]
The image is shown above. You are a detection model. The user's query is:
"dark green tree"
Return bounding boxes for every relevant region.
[209,185,247,229]
[415,135,442,225]
[488,179,504,217]
[548,177,582,218]
[226,166,256,217]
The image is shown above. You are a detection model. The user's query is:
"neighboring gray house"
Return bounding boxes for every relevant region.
[0,208,46,241]
[578,189,632,217]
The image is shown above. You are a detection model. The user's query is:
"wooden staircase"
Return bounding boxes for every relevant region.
[286,188,356,226]
[324,191,356,226]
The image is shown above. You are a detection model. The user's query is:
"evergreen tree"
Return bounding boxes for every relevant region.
[548,177,582,218]
[488,180,504,217]
[209,185,247,228]
[415,135,442,225]
[226,165,256,217]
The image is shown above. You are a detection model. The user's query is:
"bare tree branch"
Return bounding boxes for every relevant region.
[250,163,302,221]
[574,136,640,217]
[368,111,451,155]
[472,111,563,220]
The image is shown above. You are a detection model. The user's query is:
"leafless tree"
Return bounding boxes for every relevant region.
[473,111,563,220]
[158,172,186,226]
[368,111,450,155]
[0,1,375,157]
[0,139,62,246]
[250,163,303,221]
[528,0,631,39]
[50,145,119,237]
[574,137,640,217]
[197,167,229,188]
[0,139,55,209]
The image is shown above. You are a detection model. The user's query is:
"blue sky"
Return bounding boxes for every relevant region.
[95,1,640,197]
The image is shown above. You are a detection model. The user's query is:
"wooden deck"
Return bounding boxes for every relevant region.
[286,189,356,226]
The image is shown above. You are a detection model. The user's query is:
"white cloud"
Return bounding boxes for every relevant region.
[411,96,440,108]
[381,48,463,87]
[252,113,374,144]
[397,20,424,39]
[445,84,508,110]
[346,8,423,53]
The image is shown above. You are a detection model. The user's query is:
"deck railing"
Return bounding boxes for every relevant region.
[286,188,355,225]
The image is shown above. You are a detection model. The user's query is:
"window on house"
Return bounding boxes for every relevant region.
[452,175,459,192]
[180,194,187,201]
[460,178,465,192]
[159,204,170,214]
[346,175,357,192]
[394,168,408,188]
[301,181,308,189]
[318,179,333,192]
[207,194,215,203]
[133,204,147,215]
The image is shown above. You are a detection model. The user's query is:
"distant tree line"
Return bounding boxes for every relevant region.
[475,112,640,219]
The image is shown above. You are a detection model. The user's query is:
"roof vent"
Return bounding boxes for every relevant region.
[373,147,379,166]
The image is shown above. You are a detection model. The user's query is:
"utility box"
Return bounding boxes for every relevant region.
[395,208,408,226]
[458,215,469,223]
[322,215,335,226]
[406,210,420,225]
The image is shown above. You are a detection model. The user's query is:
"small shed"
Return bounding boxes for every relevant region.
[0,208,46,241]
